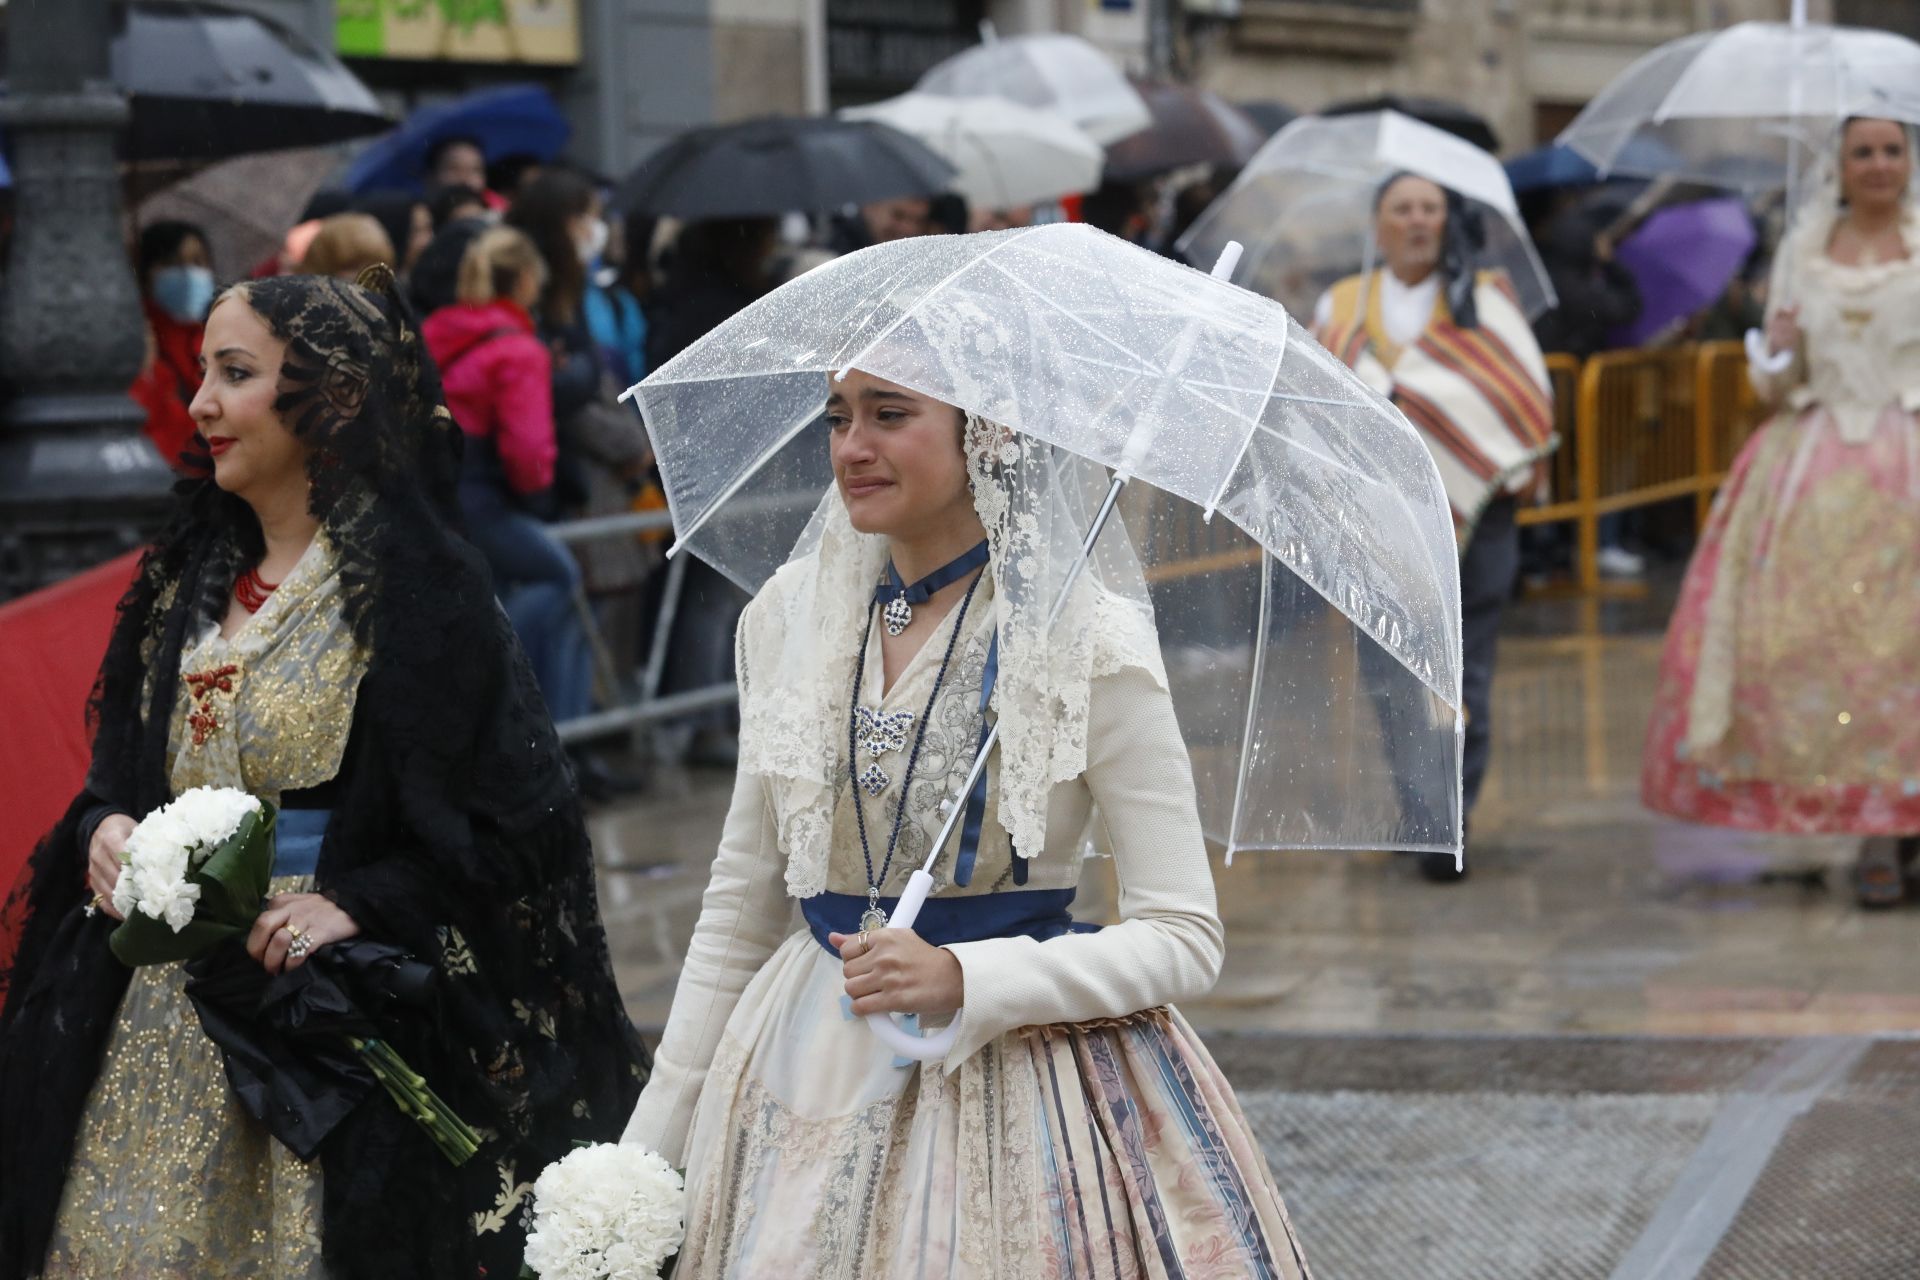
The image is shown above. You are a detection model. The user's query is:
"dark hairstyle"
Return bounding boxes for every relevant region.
[503,167,595,326]
[928,192,969,235]
[486,152,545,197]
[136,219,210,281]
[423,134,485,179]
[299,189,353,224]
[1082,181,1149,237]
[354,190,427,269]
[669,217,777,292]
[427,182,488,230]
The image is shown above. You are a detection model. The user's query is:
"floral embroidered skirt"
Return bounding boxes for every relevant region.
[1642,403,1920,833]
[41,877,327,1279]
[675,932,1310,1279]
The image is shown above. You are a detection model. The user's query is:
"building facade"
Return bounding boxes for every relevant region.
[1190,0,1834,154]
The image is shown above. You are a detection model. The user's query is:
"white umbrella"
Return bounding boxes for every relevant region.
[840,92,1103,210]
[1556,11,1920,202]
[1177,109,1555,321]
[915,32,1151,146]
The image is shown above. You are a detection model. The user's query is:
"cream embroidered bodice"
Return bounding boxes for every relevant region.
[822,576,1090,901]
[1775,212,1920,443]
[164,533,370,802]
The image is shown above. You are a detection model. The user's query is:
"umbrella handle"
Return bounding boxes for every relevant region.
[862,871,960,1061]
[866,241,1248,1064]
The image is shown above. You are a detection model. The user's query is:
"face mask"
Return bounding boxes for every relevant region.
[576,216,609,265]
[151,264,216,324]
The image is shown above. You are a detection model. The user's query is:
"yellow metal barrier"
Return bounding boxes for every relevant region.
[1516,342,1767,594]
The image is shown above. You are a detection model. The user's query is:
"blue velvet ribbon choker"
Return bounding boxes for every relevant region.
[875,539,990,637]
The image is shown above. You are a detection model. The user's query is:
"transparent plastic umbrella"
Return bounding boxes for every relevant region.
[840,92,1104,210]
[1176,109,1555,322]
[915,32,1151,146]
[1555,15,1920,206]
[622,224,1463,1057]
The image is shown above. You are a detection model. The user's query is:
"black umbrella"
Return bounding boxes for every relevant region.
[1103,80,1267,183]
[183,937,437,1159]
[1238,100,1298,138]
[618,115,957,219]
[109,0,390,161]
[1322,94,1499,154]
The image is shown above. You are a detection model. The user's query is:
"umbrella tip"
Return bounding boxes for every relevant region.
[1211,242,1244,281]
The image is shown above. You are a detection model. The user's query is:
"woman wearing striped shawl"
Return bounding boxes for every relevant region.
[1313,172,1558,880]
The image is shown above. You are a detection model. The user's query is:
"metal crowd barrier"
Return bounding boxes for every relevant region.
[1517,341,1765,593]
[544,344,1767,746]
[544,507,738,745]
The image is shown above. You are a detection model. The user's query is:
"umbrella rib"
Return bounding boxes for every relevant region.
[973,255,1161,371]
[657,402,825,561]
[831,226,1047,379]
[1203,326,1291,518]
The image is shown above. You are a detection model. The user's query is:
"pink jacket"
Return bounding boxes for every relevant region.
[423,300,556,496]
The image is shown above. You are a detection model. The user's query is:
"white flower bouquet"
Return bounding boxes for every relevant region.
[521,1143,685,1280]
[109,785,276,965]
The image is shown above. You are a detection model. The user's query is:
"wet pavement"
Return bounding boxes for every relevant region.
[587,588,1920,1276]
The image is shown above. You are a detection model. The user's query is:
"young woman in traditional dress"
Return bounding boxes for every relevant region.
[1312,173,1558,880]
[1642,118,1920,906]
[621,369,1312,1277]
[0,268,647,1277]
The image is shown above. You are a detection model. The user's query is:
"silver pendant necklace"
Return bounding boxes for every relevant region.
[876,540,991,638]
[849,568,984,933]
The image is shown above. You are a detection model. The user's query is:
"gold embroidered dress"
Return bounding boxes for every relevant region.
[1642,207,1920,833]
[41,534,369,1278]
[624,564,1309,1279]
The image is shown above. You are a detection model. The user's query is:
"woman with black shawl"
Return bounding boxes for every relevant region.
[0,267,647,1279]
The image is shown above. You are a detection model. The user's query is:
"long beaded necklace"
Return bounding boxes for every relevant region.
[848,565,984,935]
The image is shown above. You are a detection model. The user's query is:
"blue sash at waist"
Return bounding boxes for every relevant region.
[273,807,329,878]
[801,888,1100,956]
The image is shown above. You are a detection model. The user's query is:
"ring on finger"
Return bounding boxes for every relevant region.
[288,933,313,958]
[84,893,104,918]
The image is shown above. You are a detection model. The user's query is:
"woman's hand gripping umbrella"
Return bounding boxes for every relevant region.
[620,223,1465,1061]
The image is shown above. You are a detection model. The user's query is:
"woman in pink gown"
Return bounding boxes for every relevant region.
[1642,118,1920,905]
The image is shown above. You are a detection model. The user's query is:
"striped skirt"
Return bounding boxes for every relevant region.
[675,933,1309,1278]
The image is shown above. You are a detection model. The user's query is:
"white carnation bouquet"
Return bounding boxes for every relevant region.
[521,1143,685,1280]
[109,785,275,963]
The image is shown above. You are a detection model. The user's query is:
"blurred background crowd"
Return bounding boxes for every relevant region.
[0,0,1848,799]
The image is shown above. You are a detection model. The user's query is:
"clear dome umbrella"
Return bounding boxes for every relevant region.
[1176,109,1555,323]
[622,224,1463,1057]
[915,31,1151,146]
[1555,8,1920,207]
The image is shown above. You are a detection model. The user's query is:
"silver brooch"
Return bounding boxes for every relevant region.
[854,707,914,758]
[883,594,913,636]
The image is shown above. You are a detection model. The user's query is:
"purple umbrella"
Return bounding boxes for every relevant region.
[1609,196,1757,346]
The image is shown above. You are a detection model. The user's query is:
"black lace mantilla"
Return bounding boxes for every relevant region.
[0,267,648,1279]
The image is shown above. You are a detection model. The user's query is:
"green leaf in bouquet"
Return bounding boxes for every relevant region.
[109,912,238,967]
[109,801,279,968]
[191,803,279,928]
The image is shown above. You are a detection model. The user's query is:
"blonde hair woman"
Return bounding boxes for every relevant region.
[298,212,395,280]
[422,225,594,726]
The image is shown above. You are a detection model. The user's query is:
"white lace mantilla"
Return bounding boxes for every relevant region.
[736,419,1167,899]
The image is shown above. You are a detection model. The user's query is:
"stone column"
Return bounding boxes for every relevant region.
[0,0,174,599]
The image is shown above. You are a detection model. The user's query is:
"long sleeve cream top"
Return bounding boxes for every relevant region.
[623,579,1223,1165]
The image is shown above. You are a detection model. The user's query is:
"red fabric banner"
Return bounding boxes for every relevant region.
[0,552,139,891]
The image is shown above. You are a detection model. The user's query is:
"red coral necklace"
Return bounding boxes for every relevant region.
[234,566,279,613]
